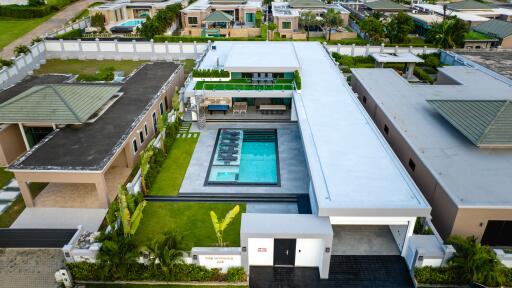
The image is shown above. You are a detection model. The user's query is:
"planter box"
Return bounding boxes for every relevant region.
[193,77,231,82]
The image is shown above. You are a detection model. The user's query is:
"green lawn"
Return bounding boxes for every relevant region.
[465,30,492,40]
[195,79,294,91]
[0,182,47,228]
[0,15,53,50]
[0,168,13,188]
[36,59,147,76]
[133,202,245,250]
[149,137,198,196]
[87,284,247,287]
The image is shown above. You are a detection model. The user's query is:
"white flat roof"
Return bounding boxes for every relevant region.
[11,208,107,232]
[202,41,430,218]
[414,4,490,22]
[182,0,262,12]
[371,52,424,63]
[223,42,300,72]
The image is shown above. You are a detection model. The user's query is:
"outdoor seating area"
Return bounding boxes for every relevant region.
[214,130,243,165]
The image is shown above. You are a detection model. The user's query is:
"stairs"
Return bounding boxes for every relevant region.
[243,129,276,142]
[183,109,193,122]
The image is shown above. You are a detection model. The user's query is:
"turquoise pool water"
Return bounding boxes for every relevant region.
[208,129,278,184]
[119,19,145,27]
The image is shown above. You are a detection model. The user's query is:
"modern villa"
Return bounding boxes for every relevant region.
[180,0,262,37]
[181,41,431,280]
[351,66,512,247]
[1,62,183,210]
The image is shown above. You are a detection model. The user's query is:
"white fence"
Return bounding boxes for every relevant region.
[45,18,91,39]
[44,39,208,61]
[326,43,438,56]
[0,41,47,91]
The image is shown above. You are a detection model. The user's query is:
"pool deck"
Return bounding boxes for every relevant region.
[180,122,309,195]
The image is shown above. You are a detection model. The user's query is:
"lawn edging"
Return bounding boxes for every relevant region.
[76,280,248,286]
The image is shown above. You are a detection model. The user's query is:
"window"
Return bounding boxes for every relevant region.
[159,102,164,115]
[362,96,367,104]
[188,16,198,25]
[152,112,158,133]
[144,123,149,136]
[139,130,144,143]
[132,138,138,154]
[384,124,389,135]
[245,12,255,23]
[408,158,416,172]
[282,21,291,29]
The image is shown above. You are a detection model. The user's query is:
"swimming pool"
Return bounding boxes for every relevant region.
[118,19,145,27]
[207,129,279,185]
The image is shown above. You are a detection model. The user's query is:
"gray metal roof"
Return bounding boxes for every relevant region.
[0,85,120,124]
[447,0,491,11]
[351,66,512,207]
[474,19,512,40]
[365,0,408,11]
[204,10,234,22]
[289,0,325,8]
[428,100,512,147]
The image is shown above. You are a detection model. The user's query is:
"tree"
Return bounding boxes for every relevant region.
[267,22,277,40]
[91,13,106,30]
[97,234,138,279]
[138,3,182,39]
[385,12,414,44]
[300,11,317,40]
[117,186,146,236]
[210,205,240,247]
[139,145,155,194]
[359,16,384,44]
[447,235,507,286]
[426,17,468,48]
[323,8,344,41]
[157,112,169,153]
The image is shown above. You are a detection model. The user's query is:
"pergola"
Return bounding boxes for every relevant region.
[370,52,424,80]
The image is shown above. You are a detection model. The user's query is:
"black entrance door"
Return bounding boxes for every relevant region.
[482,221,512,246]
[274,239,296,266]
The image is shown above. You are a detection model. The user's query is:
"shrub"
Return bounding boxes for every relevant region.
[414,67,433,84]
[0,59,14,67]
[421,53,441,68]
[192,69,230,78]
[294,70,301,90]
[14,45,30,57]
[226,267,247,282]
[28,0,45,6]
[138,3,181,39]
[91,12,106,29]
[0,4,57,18]
[331,52,374,68]
[30,37,42,45]
[255,11,263,28]
[55,28,82,39]
[414,266,465,285]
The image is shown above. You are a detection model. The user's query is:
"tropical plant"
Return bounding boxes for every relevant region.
[157,112,169,153]
[30,37,42,45]
[192,69,230,78]
[210,205,240,247]
[322,8,344,41]
[97,233,138,279]
[14,45,30,57]
[267,22,277,40]
[299,11,317,40]
[117,186,147,236]
[359,16,384,44]
[139,145,155,194]
[385,12,414,44]
[447,235,507,286]
[138,3,182,39]
[145,230,185,273]
[91,12,106,30]
[426,17,468,49]
[0,58,14,67]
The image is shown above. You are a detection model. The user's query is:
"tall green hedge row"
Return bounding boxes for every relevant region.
[0,0,77,19]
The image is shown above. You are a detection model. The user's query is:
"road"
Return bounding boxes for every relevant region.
[0,0,95,59]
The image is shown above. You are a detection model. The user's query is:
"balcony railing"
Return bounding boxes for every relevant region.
[201,83,294,90]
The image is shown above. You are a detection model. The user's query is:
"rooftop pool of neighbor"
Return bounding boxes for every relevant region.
[207,129,279,185]
[118,19,145,27]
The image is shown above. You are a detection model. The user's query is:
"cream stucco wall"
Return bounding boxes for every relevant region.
[0,124,26,167]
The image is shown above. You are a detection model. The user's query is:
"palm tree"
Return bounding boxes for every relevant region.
[97,234,139,279]
[323,8,343,41]
[299,11,316,40]
[210,205,240,247]
[447,235,507,286]
[426,17,468,49]
[145,230,185,274]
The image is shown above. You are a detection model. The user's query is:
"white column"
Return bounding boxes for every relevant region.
[401,218,416,257]
[19,123,30,151]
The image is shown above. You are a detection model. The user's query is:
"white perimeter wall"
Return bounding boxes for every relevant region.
[248,238,274,266]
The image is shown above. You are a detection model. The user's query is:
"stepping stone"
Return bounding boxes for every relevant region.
[0,203,9,214]
[3,187,19,192]
[7,179,18,188]
[0,191,20,202]
[188,134,192,138]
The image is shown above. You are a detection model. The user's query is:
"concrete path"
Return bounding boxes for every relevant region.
[0,0,95,59]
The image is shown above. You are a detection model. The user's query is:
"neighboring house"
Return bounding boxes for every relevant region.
[89,0,182,33]
[1,62,184,209]
[271,0,350,39]
[180,0,263,37]
[473,19,512,48]
[0,0,30,5]
[351,66,512,247]
[185,41,431,279]
[463,30,498,49]
[363,0,408,16]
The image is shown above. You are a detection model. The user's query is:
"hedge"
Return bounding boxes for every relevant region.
[0,0,77,18]
[414,66,434,84]
[153,35,265,43]
[294,70,301,90]
[66,262,247,282]
[55,28,82,40]
[77,67,115,82]
[192,69,230,78]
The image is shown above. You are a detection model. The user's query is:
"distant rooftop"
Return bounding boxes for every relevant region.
[474,19,512,39]
[288,0,325,9]
[10,62,179,171]
[351,66,512,207]
[204,10,234,22]
[0,85,120,125]
[447,0,492,11]
[365,0,408,11]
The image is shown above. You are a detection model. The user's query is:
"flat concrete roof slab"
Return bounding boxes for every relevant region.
[11,208,107,232]
[180,122,309,195]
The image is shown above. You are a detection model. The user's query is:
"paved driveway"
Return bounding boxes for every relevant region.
[0,0,95,59]
[249,255,414,288]
[0,248,64,288]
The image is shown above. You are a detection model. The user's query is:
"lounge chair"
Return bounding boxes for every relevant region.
[218,155,237,162]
